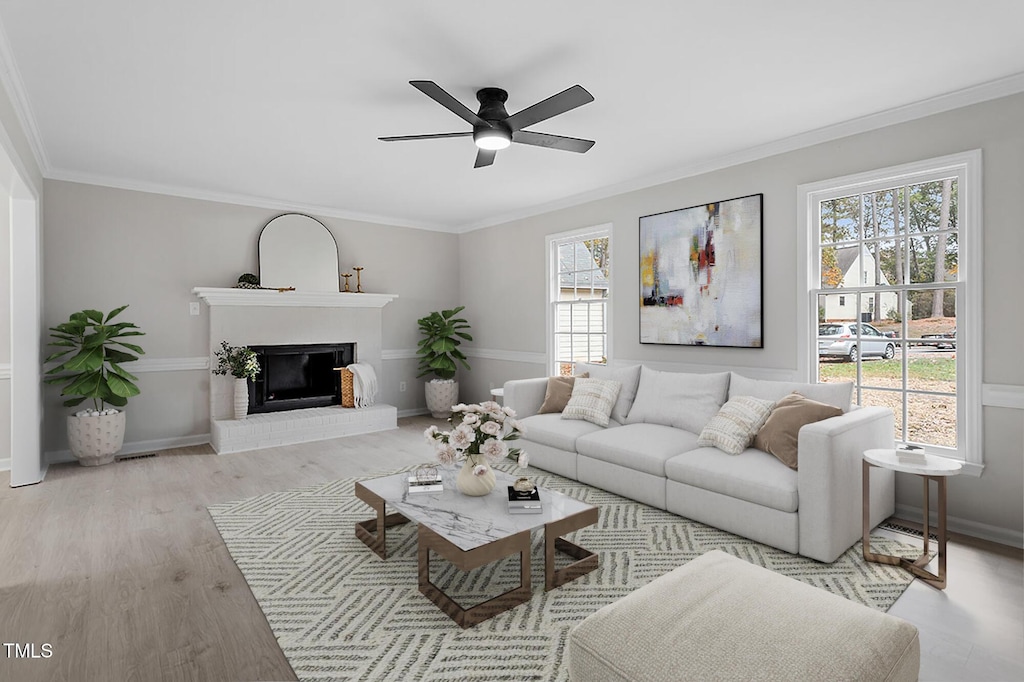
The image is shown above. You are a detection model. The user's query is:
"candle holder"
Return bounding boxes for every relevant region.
[341,273,353,292]
[353,266,364,293]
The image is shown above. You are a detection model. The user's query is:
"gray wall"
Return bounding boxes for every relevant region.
[458,93,1024,541]
[41,180,460,452]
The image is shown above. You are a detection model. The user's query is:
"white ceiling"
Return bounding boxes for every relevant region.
[2,1,1023,232]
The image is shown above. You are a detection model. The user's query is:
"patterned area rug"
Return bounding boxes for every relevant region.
[208,467,916,682]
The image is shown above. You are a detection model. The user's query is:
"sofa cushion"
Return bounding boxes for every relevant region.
[626,366,730,433]
[520,413,617,452]
[664,446,799,513]
[697,395,776,455]
[577,423,699,477]
[538,373,588,414]
[754,393,843,469]
[577,363,642,424]
[562,378,621,427]
[729,372,853,412]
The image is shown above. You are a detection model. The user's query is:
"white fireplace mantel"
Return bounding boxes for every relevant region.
[192,287,398,308]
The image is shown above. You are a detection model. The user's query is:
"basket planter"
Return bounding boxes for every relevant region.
[425,379,459,418]
[66,410,127,466]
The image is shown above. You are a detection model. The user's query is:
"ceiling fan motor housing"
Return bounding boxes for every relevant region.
[473,88,512,146]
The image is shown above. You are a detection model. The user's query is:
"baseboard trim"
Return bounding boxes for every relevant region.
[895,502,1023,549]
[45,433,212,465]
[0,457,10,472]
[398,407,430,418]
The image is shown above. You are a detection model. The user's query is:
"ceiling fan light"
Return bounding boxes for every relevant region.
[473,128,511,150]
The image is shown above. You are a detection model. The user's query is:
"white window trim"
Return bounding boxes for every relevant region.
[546,224,613,376]
[796,150,983,475]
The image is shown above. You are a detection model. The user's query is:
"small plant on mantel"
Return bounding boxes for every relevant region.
[416,306,472,418]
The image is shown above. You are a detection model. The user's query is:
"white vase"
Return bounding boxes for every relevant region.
[456,457,497,496]
[425,379,459,418]
[67,410,126,466]
[233,378,249,420]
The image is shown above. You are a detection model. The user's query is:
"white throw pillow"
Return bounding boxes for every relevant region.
[562,378,622,427]
[575,363,642,423]
[728,372,853,412]
[626,367,731,434]
[697,395,777,455]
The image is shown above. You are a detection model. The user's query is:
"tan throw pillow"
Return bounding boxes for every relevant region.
[538,373,589,414]
[753,393,843,469]
[562,378,621,427]
[697,396,777,455]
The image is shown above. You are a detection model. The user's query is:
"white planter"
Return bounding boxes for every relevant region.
[456,458,497,496]
[233,378,250,420]
[424,379,459,418]
[67,410,127,466]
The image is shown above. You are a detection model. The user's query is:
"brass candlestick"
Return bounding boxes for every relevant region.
[341,273,353,292]
[353,266,364,293]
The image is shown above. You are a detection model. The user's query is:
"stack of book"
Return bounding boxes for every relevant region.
[896,446,927,465]
[408,474,443,494]
[507,486,542,514]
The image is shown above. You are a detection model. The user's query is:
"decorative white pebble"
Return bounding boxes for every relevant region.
[76,410,87,417]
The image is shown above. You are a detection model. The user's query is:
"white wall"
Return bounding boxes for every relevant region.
[458,93,1024,541]
[41,181,460,454]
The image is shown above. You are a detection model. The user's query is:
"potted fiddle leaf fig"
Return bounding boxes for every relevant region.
[45,305,145,466]
[416,306,472,418]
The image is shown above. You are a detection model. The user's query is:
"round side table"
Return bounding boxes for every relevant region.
[862,448,962,589]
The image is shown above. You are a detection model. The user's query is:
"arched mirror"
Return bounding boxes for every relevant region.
[258,214,340,292]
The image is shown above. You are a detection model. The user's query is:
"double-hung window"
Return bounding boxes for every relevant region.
[547,226,611,376]
[799,151,982,471]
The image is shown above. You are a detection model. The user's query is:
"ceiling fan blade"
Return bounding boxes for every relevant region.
[512,130,595,153]
[378,132,473,142]
[474,148,496,168]
[410,80,490,129]
[504,85,594,132]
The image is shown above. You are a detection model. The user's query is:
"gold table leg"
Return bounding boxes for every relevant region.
[862,460,949,589]
[418,525,532,628]
[354,481,409,560]
[545,506,599,591]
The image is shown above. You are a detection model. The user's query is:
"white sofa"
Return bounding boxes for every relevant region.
[504,364,896,563]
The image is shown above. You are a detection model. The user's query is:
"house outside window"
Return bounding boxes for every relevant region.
[798,151,981,470]
[547,226,611,376]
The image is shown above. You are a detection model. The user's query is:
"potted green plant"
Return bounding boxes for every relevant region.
[44,305,145,466]
[212,341,260,420]
[416,306,472,418]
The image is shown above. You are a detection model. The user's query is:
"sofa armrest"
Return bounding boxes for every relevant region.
[797,406,896,563]
[503,377,549,418]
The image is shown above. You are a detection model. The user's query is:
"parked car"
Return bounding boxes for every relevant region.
[920,328,956,349]
[818,322,896,362]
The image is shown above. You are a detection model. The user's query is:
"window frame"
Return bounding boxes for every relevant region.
[797,151,982,474]
[546,224,613,376]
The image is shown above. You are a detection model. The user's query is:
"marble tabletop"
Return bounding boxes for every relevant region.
[358,469,596,552]
[864,448,964,477]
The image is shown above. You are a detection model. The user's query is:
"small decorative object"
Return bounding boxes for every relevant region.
[212,341,260,420]
[424,401,525,496]
[44,305,145,466]
[417,306,472,417]
[341,273,353,292]
[513,477,535,493]
[236,273,261,289]
[640,193,763,347]
[353,266,364,293]
[408,465,443,493]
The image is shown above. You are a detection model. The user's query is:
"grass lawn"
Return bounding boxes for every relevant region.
[819,357,956,383]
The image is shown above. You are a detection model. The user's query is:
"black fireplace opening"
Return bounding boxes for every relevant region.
[248,343,355,414]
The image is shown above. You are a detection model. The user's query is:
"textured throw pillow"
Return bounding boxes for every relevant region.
[729,372,853,412]
[753,392,843,469]
[562,378,622,427]
[537,373,589,414]
[575,363,642,424]
[625,366,731,434]
[697,396,777,455]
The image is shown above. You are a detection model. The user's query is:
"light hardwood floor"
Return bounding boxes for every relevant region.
[1,416,1021,681]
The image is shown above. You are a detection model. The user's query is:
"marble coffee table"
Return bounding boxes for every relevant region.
[355,469,598,628]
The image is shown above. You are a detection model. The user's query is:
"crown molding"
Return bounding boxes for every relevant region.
[45,168,457,233]
[454,72,1024,233]
[0,14,49,176]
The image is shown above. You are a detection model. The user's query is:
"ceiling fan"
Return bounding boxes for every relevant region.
[379,80,595,168]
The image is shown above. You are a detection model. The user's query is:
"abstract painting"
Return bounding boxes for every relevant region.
[640,194,763,347]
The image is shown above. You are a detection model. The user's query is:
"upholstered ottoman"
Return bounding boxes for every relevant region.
[568,550,919,682]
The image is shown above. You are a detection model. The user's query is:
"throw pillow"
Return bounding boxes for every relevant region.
[729,372,853,412]
[575,363,642,423]
[625,366,731,434]
[562,378,622,427]
[537,372,589,414]
[696,395,777,455]
[753,392,843,469]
